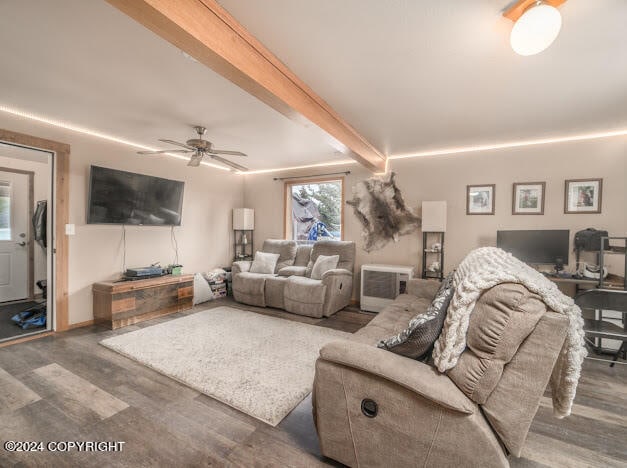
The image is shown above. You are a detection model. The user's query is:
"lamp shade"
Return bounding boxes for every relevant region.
[421,201,447,232]
[510,3,562,56]
[233,208,254,230]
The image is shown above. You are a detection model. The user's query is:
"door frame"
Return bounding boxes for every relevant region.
[0,129,70,332]
[0,166,35,300]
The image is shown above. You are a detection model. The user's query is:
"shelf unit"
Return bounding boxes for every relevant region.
[578,237,627,366]
[575,237,626,291]
[599,237,627,290]
[577,288,627,366]
[583,318,625,340]
[421,232,444,281]
[233,229,254,262]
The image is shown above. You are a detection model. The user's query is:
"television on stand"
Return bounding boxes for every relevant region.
[87,166,184,226]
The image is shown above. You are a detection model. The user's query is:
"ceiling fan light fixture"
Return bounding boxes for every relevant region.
[137,125,249,171]
[509,1,562,56]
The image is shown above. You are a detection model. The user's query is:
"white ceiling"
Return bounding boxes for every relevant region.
[219,0,627,156]
[0,1,625,172]
[0,0,343,171]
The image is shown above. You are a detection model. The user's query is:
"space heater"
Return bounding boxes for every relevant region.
[360,264,414,313]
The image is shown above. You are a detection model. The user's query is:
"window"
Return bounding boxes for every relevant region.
[0,181,10,241]
[284,178,343,243]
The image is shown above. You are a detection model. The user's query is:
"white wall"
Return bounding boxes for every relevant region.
[244,137,627,299]
[68,138,245,324]
[2,113,625,321]
[0,115,245,325]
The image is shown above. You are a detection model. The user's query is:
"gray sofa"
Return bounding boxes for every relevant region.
[313,278,569,467]
[232,239,356,318]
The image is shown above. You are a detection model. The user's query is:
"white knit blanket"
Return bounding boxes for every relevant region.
[432,247,586,418]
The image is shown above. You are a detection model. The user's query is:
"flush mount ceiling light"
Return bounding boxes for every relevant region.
[504,0,565,56]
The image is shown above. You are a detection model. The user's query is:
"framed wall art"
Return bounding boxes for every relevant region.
[512,182,545,215]
[564,178,602,214]
[466,184,495,215]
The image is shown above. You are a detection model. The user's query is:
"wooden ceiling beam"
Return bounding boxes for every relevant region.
[503,0,566,22]
[106,0,387,172]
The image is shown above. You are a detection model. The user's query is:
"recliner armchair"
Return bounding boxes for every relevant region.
[313,279,570,467]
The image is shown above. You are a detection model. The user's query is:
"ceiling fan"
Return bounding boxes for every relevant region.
[137,126,248,171]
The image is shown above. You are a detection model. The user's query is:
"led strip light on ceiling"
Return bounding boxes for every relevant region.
[0,105,230,171]
[1,104,625,175]
[389,128,627,161]
[242,158,357,175]
[245,128,626,174]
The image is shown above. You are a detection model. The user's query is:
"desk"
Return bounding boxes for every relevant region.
[545,273,625,291]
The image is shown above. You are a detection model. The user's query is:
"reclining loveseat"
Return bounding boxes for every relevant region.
[232,239,356,318]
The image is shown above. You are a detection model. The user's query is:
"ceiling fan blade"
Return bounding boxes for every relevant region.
[158,139,195,150]
[210,154,248,172]
[187,152,203,167]
[210,149,248,157]
[137,149,191,155]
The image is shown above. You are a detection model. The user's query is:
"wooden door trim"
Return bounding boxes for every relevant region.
[0,331,54,348]
[0,129,70,332]
[0,166,35,299]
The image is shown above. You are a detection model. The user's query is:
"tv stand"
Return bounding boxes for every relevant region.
[93,274,194,329]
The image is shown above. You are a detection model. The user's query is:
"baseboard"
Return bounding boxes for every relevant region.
[0,318,97,348]
[65,319,95,330]
[0,331,54,348]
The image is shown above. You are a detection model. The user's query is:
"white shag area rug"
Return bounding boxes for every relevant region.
[100,306,349,426]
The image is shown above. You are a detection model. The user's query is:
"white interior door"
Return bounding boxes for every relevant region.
[0,171,29,302]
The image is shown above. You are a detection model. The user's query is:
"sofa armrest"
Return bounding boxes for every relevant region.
[319,340,474,414]
[232,261,252,275]
[321,268,352,281]
[406,278,440,300]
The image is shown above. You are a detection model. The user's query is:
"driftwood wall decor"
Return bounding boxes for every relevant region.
[347,172,421,252]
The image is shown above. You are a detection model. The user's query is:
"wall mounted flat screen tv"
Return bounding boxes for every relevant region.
[87,166,184,225]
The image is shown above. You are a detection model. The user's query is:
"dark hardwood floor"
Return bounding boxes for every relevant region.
[0,298,624,467]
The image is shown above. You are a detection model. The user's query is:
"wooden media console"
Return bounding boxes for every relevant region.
[93,274,194,329]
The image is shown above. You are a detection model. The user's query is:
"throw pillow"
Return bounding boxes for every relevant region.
[192,273,213,305]
[378,272,455,360]
[310,254,340,280]
[249,251,280,274]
